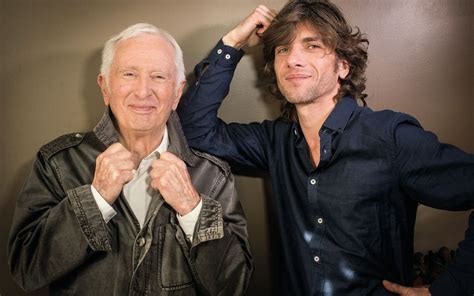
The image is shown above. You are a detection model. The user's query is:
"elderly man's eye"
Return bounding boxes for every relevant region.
[152,74,167,81]
[123,72,135,78]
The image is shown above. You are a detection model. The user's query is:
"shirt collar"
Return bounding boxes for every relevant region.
[322,96,357,133]
[291,96,357,139]
[135,127,168,176]
[153,126,169,156]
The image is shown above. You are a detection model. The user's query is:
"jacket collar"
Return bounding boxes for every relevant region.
[93,108,120,147]
[167,111,199,167]
[93,108,198,167]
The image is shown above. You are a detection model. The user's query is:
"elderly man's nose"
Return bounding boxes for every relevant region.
[135,77,152,98]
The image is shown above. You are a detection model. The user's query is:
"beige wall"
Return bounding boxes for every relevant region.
[1,0,472,295]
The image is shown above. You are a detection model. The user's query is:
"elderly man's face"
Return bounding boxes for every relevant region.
[98,34,184,137]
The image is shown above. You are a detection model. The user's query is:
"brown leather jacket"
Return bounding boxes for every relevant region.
[8,110,253,295]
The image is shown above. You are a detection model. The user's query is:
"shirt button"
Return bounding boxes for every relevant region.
[323,149,327,154]
[136,237,146,247]
[217,49,223,54]
[225,54,231,59]
[310,179,317,185]
[314,256,320,263]
[317,217,324,224]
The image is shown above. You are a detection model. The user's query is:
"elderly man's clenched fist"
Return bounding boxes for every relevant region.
[92,143,137,205]
[150,152,201,216]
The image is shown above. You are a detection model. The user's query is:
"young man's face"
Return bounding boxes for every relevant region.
[98,34,184,138]
[274,22,349,105]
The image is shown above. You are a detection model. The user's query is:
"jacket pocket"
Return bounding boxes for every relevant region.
[157,224,194,291]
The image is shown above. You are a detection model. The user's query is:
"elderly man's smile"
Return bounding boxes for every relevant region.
[128,104,156,114]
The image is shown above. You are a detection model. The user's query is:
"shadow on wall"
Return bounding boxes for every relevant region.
[245,45,281,120]
[81,48,107,130]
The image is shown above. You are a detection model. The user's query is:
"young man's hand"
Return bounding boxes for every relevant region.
[222,5,276,49]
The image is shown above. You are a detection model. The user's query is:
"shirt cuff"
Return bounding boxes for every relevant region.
[205,39,245,66]
[176,199,203,242]
[91,185,117,223]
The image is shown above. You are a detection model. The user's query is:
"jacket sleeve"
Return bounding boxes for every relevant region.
[177,40,270,171]
[180,166,253,295]
[392,114,474,295]
[8,150,111,291]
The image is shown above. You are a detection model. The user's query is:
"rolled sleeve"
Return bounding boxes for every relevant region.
[67,185,112,251]
[192,195,224,246]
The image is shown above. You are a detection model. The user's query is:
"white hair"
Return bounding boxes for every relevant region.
[100,23,185,87]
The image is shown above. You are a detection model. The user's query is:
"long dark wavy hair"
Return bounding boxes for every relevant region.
[262,0,369,121]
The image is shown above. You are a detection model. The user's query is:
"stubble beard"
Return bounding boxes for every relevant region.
[278,62,340,106]
[280,83,321,105]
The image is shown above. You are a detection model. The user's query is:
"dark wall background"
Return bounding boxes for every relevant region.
[1,0,472,295]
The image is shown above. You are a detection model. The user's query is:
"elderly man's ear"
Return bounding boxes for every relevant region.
[97,74,111,106]
[172,80,186,111]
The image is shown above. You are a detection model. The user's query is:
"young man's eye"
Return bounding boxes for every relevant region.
[308,44,321,49]
[276,47,289,54]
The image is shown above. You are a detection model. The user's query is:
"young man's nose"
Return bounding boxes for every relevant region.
[287,48,305,68]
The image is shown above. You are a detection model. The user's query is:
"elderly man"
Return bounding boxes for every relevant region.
[8,23,253,295]
[177,1,473,296]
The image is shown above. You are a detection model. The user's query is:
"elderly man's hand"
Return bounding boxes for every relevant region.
[150,152,200,216]
[92,143,136,204]
[222,5,276,49]
[383,280,431,296]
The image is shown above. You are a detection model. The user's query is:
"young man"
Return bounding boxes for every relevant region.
[8,23,253,295]
[178,1,473,295]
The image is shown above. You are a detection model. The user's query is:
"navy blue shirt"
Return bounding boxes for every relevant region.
[178,41,474,296]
